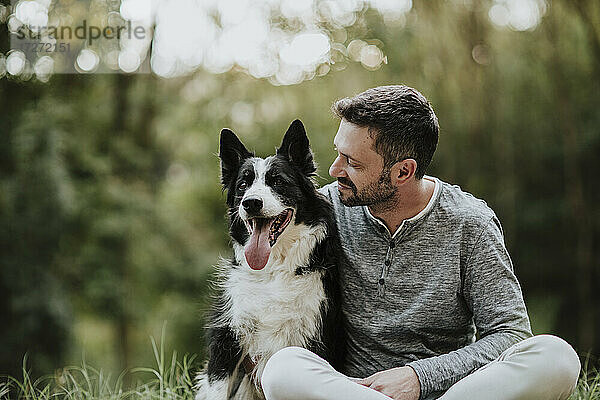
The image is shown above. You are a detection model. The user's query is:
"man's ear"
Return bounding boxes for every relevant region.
[219,128,253,187]
[390,159,417,185]
[276,119,316,176]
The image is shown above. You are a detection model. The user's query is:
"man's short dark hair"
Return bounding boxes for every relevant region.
[332,85,439,179]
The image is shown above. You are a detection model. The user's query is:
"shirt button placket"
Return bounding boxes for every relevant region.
[377,241,395,297]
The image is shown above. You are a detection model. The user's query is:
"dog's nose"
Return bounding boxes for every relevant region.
[242,197,263,213]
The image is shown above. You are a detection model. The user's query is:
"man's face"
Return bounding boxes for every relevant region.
[329,119,396,207]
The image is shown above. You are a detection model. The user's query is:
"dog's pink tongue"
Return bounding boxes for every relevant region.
[245,220,271,270]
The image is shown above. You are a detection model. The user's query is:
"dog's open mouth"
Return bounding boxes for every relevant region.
[244,209,293,270]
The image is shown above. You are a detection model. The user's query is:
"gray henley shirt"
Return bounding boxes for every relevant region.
[318,177,532,399]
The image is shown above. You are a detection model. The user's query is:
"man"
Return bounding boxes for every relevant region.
[260,85,581,400]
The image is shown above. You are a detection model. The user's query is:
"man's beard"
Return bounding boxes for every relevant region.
[337,167,397,209]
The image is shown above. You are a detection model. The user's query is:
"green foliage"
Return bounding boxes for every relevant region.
[1,0,599,379]
[0,101,72,377]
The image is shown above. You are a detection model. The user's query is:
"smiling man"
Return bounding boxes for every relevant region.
[260,85,581,400]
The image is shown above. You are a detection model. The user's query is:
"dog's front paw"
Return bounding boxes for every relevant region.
[194,372,209,400]
[195,373,230,400]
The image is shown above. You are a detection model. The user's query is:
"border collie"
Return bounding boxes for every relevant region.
[195,120,346,400]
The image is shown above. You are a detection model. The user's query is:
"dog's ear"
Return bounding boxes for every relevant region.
[276,119,316,176]
[219,128,253,187]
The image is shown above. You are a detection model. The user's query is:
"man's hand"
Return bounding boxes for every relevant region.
[355,366,421,400]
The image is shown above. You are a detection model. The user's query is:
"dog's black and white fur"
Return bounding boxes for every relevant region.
[195,120,346,400]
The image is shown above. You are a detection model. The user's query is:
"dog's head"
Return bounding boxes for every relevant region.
[219,119,319,270]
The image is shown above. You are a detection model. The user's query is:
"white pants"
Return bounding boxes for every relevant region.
[261,335,581,400]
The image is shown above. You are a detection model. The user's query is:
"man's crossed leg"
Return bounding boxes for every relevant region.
[261,335,580,400]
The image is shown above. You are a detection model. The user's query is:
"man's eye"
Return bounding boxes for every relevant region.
[345,157,358,168]
[238,181,247,190]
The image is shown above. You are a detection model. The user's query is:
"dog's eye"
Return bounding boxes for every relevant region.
[237,181,247,190]
[273,177,284,186]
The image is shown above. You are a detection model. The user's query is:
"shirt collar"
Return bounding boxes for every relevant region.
[362,176,441,239]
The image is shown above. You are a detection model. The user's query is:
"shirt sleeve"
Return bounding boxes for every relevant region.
[406,215,532,398]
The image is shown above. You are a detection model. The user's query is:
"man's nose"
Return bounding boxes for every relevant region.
[329,155,346,178]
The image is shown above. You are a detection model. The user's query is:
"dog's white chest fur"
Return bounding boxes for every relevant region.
[224,223,328,381]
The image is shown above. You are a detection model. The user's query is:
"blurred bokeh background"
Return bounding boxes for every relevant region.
[1,0,598,381]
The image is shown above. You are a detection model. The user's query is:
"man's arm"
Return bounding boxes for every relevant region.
[405,215,532,398]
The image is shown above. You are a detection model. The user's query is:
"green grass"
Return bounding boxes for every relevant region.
[3,363,599,400]
[0,330,199,400]
[2,339,599,400]
[571,360,600,400]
